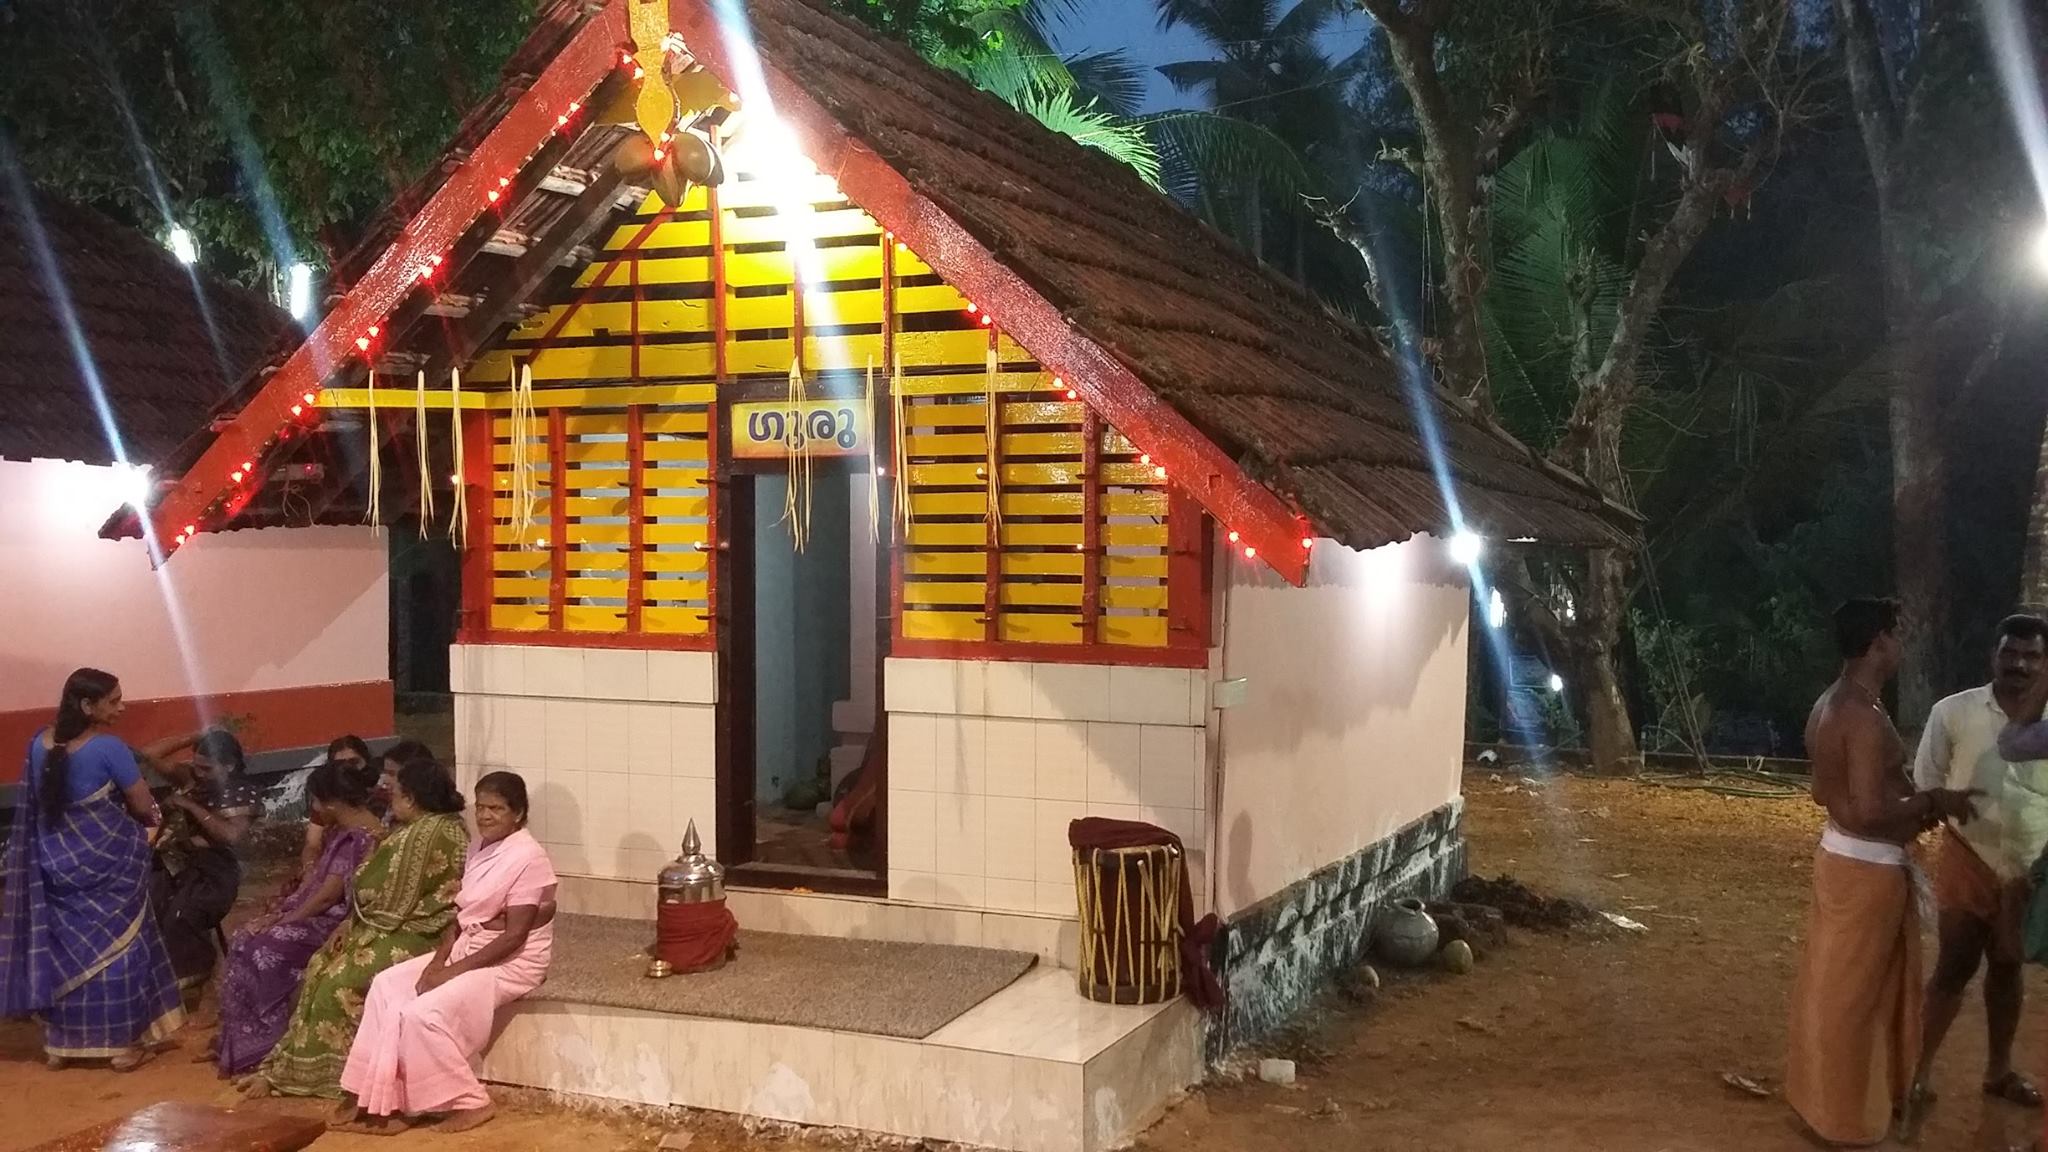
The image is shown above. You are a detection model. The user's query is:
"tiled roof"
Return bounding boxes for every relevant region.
[120,0,1631,552]
[734,0,1630,550]
[0,192,290,468]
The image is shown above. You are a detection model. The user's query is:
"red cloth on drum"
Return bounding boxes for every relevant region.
[655,900,738,973]
[1067,817,1223,1010]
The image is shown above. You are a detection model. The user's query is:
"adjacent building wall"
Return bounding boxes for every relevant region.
[1213,535,1470,918]
[0,458,391,777]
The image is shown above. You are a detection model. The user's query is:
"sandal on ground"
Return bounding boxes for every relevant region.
[110,1047,154,1073]
[436,1105,496,1133]
[328,1116,411,1137]
[1985,1071,2043,1107]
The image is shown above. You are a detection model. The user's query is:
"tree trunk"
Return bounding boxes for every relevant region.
[1891,334,1946,721]
[2022,414,2048,613]
[1579,546,1641,775]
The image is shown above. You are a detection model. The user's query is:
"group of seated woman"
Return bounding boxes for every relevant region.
[0,668,558,1135]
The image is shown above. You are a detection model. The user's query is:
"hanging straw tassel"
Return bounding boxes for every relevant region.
[865,357,880,543]
[783,358,811,552]
[448,367,468,548]
[365,370,383,533]
[892,362,911,536]
[984,347,1001,533]
[511,363,538,546]
[414,371,436,536]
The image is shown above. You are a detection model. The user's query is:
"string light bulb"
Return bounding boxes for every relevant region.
[301,391,316,406]
[1228,530,1240,544]
[1139,453,1151,465]
[1243,545,1257,559]
[1301,536,1314,549]
[1153,465,1167,479]
[230,470,244,483]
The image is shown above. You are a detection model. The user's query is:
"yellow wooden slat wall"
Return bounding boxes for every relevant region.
[470,162,1175,652]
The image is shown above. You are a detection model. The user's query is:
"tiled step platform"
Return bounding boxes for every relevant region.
[481,902,1203,1151]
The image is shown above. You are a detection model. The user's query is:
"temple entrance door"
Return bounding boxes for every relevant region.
[718,461,889,893]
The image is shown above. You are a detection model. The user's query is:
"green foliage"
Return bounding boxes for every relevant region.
[832,0,1025,65]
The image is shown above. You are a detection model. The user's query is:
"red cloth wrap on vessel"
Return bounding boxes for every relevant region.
[654,899,738,973]
[1067,817,1223,1010]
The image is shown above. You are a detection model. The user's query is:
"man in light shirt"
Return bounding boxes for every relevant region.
[1906,613,2048,1119]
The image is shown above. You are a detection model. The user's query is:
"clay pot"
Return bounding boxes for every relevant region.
[1372,897,1440,968]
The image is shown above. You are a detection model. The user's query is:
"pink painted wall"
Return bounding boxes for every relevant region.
[1213,535,1471,918]
[0,458,390,713]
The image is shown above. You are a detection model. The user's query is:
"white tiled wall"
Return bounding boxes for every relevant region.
[884,658,1210,917]
[452,644,717,884]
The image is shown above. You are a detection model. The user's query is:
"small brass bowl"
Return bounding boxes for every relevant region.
[645,958,673,979]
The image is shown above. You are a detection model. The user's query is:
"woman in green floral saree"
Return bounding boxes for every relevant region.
[236,757,469,1101]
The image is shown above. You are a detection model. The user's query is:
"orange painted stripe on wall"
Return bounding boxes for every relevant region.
[0,680,395,785]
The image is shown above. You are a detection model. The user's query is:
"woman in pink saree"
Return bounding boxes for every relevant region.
[333,771,555,1134]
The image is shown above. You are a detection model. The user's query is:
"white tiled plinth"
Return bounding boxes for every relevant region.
[481,967,1202,1152]
[552,879,1081,970]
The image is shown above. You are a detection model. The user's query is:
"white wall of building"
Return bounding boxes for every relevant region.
[1213,535,1471,918]
[884,657,1210,918]
[451,644,718,881]
[0,457,388,712]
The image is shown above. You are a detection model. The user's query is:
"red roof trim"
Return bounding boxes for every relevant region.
[666,0,1311,584]
[140,2,629,561]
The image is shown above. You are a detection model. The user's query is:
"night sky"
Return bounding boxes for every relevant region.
[1045,0,1381,113]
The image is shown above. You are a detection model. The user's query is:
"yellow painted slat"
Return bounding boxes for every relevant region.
[491,526,553,547]
[642,551,709,573]
[802,288,883,326]
[1104,492,1167,517]
[725,249,794,287]
[494,440,625,465]
[1006,400,1083,425]
[1100,616,1169,647]
[1100,463,1164,485]
[557,553,626,572]
[504,299,713,342]
[907,432,988,457]
[907,522,985,547]
[904,553,989,576]
[604,218,711,250]
[1000,615,1082,644]
[489,605,552,631]
[1104,523,1168,548]
[1002,431,1084,456]
[1002,553,1085,577]
[721,208,876,246]
[559,469,627,492]
[563,577,629,598]
[642,410,710,434]
[816,245,884,282]
[804,333,884,369]
[641,607,710,635]
[643,573,709,595]
[643,495,710,517]
[726,337,797,374]
[895,283,971,314]
[902,582,987,607]
[1001,583,1083,607]
[492,577,550,599]
[566,523,707,546]
[644,466,709,489]
[563,605,627,633]
[563,414,629,436]
[903,610,984,641]
[894,248,935,277]
[644,440,710,464]
[895,330,993,367]
[1104,555,1169,579]
[1101,585,1169,611]
[492,552,551,573]
[726,293,794,330]
[1000,522,1083,547]
[579,255,711,288]
[899,374,1052,400]
[909,491,987,517]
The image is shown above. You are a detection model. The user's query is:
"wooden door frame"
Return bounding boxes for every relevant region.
[714,415,893,897]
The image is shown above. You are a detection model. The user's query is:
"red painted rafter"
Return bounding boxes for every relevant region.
[144,2,630,561]
[664,0,1309,585]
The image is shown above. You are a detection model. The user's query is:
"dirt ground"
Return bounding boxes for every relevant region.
[5,769,2040,1151]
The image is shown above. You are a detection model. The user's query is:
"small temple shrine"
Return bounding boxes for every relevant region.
[115,0,1628,1147]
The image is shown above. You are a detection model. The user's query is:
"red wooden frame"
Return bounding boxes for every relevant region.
[146,3,630,559]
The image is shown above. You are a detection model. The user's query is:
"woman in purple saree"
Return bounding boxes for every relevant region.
[0,669,185,1070]
[213,757,383,1076]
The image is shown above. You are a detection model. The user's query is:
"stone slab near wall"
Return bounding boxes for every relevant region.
[1207,799,1465,1059]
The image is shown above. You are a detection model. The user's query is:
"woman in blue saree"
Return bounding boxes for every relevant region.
[0,668,185,1070]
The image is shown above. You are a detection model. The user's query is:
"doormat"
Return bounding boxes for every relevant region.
[533,914,1037,1039]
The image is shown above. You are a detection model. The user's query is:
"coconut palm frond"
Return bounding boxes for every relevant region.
[1021,85,1164,186]
[1140,109,1319,208]
[1065,48,1148,118]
